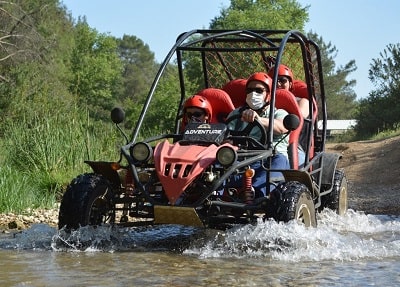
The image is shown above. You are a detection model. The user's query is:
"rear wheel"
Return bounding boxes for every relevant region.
[58,173,114,230]
[276,181,317,227]
[324,169,348,215]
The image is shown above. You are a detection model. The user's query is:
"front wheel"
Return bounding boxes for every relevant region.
[276,181,317,227]
[58,173,114,230]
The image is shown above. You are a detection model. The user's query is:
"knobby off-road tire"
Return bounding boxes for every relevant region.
[276,181,317,227]
[323,169,348,215]
[58,173,113,230]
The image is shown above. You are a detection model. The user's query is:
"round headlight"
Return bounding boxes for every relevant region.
[216,146,237,166]
[131,142,152,162]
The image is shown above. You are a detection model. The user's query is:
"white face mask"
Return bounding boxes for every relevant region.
[246,92,265,110]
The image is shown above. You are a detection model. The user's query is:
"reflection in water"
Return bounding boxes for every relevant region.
[0,209,400,286]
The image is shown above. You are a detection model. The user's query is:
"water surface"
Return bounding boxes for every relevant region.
[1,209,399,286]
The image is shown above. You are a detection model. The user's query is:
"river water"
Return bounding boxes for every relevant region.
[1,209,400,286]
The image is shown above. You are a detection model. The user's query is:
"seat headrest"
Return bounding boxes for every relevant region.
[222,79,247,108]
[197,88,235,123]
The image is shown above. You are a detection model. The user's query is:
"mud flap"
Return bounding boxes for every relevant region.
[282,169,314,193]
[321,153,342,185]
[154,206,204,227]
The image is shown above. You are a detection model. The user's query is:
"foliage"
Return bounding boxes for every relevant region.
[117,34,157,103]
[210,0,309,30]
[355,44,400,137]
[69,20,123,121]
[306,32,358,119]
[0,0,75,122]
[115,34,159,131]
[0,0,46,79]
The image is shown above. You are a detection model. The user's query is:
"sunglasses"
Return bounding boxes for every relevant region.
[246,87,267,94]
[186,111,205,118]
[277,77,289,84]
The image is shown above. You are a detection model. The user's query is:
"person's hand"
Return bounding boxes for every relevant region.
[241,109,258,122]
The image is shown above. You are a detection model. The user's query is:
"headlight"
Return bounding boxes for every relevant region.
[131,142,152,162]
[216,146,237,166]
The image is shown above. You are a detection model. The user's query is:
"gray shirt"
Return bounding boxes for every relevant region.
[227,106,289,157]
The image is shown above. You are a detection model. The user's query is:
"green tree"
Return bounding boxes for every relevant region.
[210,0,308,30]
[69,19,123,121]
[355,43,400,137]
[0,0,43,81]
[117,34,157,103]
[0,0,77,131]
[307,32,357,119]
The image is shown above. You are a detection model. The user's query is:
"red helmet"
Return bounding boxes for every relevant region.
[183,95,212,119]
[268,64,294,82]
[246,72,272,92]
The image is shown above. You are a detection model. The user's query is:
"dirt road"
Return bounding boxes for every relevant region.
[327,135,400,215]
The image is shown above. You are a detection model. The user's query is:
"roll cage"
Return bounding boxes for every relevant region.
[121,29,336,206]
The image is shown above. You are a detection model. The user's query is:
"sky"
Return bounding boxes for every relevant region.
[61,0,400,99]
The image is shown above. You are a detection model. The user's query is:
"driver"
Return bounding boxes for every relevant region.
[227,72,289,157]
[226,72,290,197]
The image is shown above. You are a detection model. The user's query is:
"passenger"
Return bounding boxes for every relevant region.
[182,95,212,126]
[268,64,308,166]
[226,72,290,197]
[268,64,309,118]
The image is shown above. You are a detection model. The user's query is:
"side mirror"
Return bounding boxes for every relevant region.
[111,107,125,124]
[283,114,300,131]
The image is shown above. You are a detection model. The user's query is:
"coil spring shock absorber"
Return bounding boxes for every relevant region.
[243,168,255,204]
[125,169,134,195]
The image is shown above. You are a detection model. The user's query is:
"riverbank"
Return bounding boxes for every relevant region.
[0,206,59,232]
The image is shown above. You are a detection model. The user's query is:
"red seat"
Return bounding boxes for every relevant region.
[275,89,304,169]
[292,79,318,159]
[222,79,247,109]
[197,88,235,123]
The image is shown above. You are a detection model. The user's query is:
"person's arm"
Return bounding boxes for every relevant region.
[298,98,309,118]
[241,109,288,135]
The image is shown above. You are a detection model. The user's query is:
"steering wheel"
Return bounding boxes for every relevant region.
[225,113,267,145]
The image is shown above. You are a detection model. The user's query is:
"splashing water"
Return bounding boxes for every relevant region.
[185,209,400,261]
[1,209,400,262]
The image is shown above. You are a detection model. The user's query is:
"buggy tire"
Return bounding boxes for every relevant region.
[58,173,113,230]
[277,181,317,227]
[323,169,348,215]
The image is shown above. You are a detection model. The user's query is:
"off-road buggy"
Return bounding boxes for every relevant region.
[58,29,348,230]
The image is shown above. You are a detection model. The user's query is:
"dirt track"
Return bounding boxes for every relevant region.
[327,135,400,215]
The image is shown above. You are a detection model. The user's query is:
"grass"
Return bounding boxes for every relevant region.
[0,109,123,214]
[370,128,400,141]
[327,127,400,143]
[0,166,56,213]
